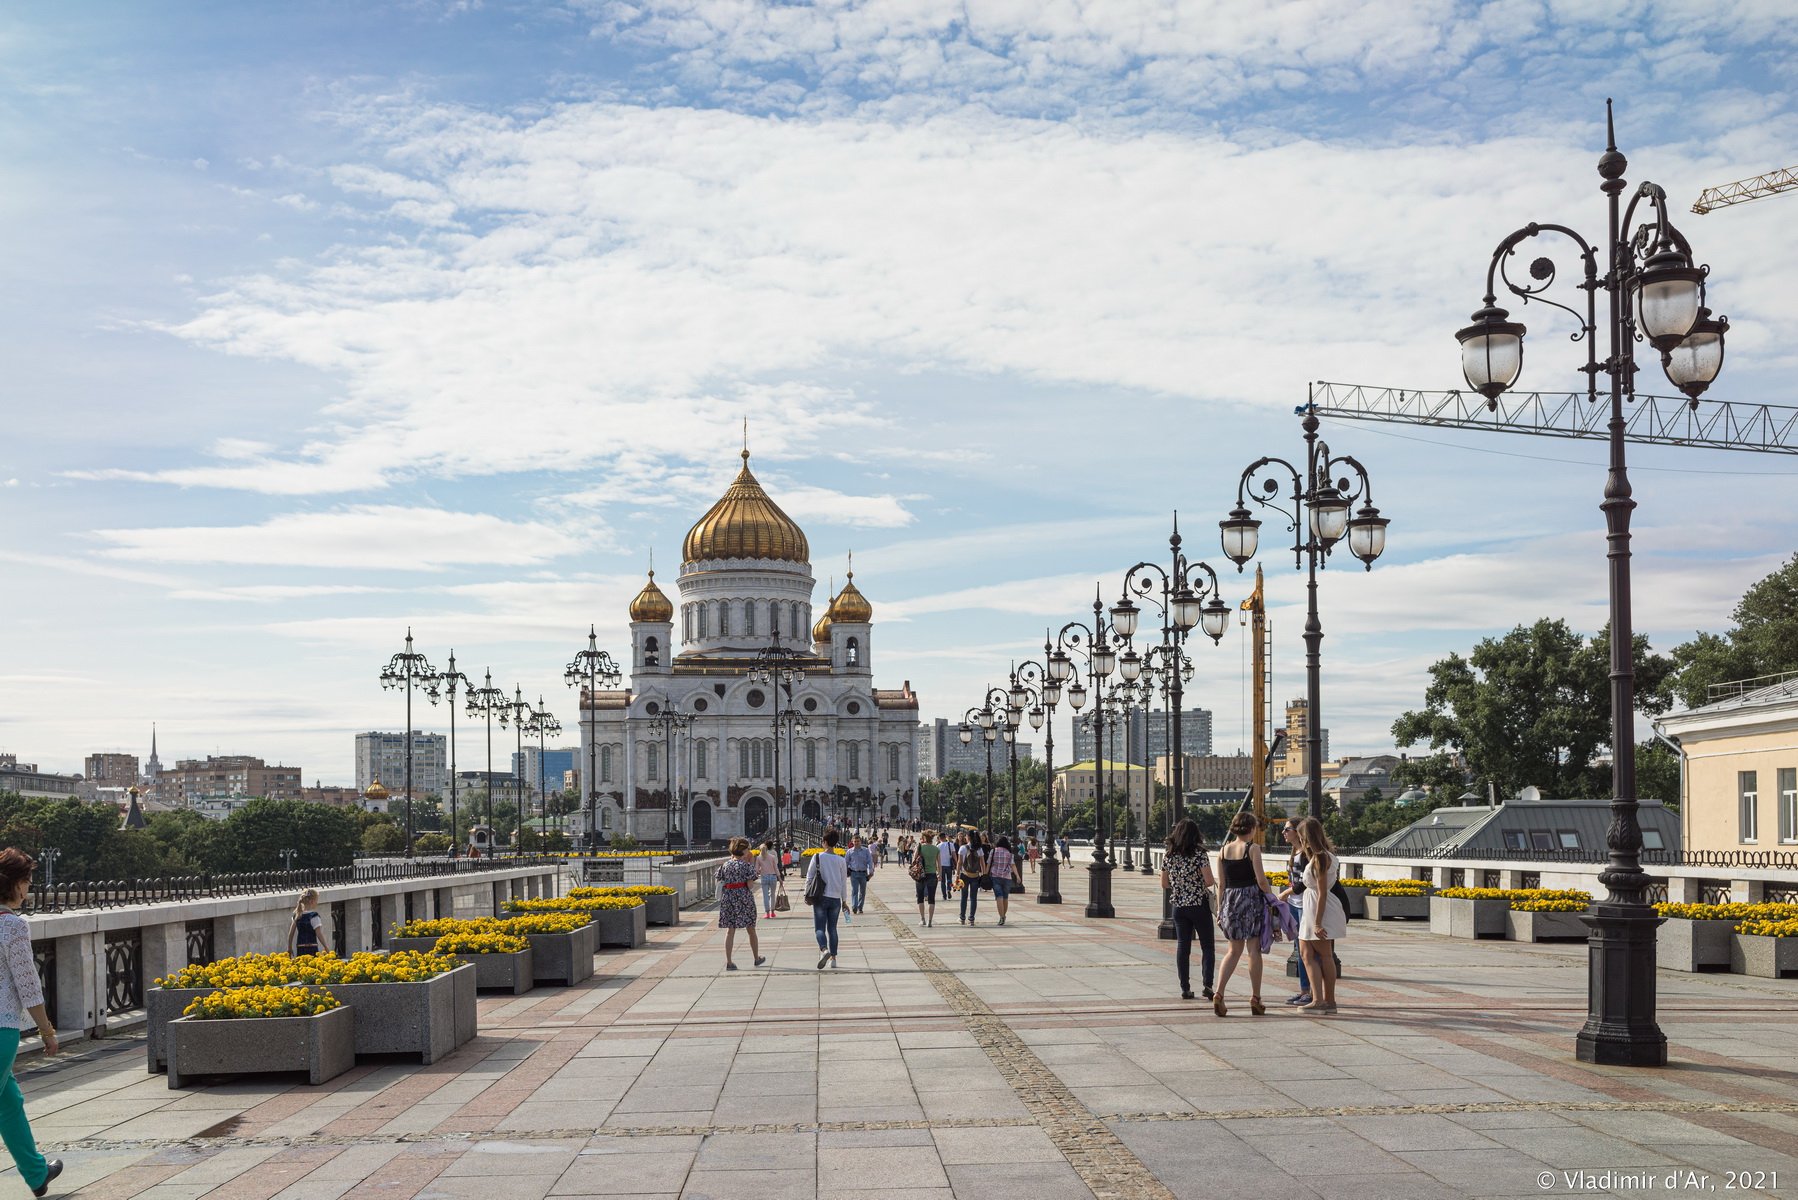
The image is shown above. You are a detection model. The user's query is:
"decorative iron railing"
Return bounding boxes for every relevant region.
[1342,846,1798,869]
[103,931,142,1016]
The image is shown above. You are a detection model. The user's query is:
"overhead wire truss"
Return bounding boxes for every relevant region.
[1309,381,1798,456]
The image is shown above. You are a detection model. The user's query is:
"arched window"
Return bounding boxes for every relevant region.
[696,741,707,779]
[683,606,692,642]
[600,745,613,783]
[739,741,750,778]
[847,637,860,666]
[745,602,756,636]
[804,740,817,778]
[718,603,729,638]
[752,741,765,777]
[697,605,709,639]
[848,742,861,780]
[644,636,659,667]
[888,744,900,781]
[646,744,659,782]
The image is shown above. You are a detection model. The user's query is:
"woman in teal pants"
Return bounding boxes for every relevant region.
[0,848,61,1196]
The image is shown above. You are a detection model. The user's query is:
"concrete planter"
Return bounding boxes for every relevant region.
[387,936,441,954]
[1659,918,1736,972]
[1341,886,1368,919]
[454,947,534,994]
[1364,894,1430,921]
[1730,933,1798,979]
[332,964,476,1063]
[643,893,677,927]
[1430,896,1509,939]
[593,905,649,949]
[520,923,597,987]
[1506,908,1590,943]
[167,1002,355,1089]
[146,986,219,1074]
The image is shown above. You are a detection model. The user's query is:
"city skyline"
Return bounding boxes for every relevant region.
[4,5,1796,784]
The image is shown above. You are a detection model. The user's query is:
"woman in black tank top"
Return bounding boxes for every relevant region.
[1213,812,1278,1017]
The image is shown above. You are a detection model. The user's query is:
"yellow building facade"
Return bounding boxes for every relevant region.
[1657,676,1798,857]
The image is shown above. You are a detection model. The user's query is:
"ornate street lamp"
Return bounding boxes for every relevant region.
[1220,405,1387,820]
[430,653,471,856]
[1119,517,1231,936]
[750,631,809,837]
[500,686,533,857]
[523,697,562,848]
[1454,103,1726,1068]
[379,629,437,856]
[1055,585,1126,918]
[465,670,509,848]
[1013,649,1062,904]
[645,704,695,848]
[563,628,622,851]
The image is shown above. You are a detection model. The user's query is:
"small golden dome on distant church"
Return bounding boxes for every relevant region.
[364,779,389,801]
[682,450,810,564]
[629,570,674,623]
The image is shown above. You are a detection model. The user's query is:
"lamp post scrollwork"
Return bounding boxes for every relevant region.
[564,628,622,852]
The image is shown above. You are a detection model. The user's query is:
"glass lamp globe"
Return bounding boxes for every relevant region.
[1219,505,1261,567]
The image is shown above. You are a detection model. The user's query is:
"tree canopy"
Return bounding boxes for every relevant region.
[1669,554,1798,706]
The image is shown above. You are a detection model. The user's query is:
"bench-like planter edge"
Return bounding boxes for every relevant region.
[1730,932,1798,979]
[167,1002,354,1089]
[1364,894,1430,920]
[1505,908,1590,943]
[332,963,475,1063]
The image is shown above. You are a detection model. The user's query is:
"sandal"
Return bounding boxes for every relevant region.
[1250,995,1266,1016]
[1213,993,1228,1018]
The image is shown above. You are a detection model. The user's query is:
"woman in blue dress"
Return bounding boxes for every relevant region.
[716,838,765,971]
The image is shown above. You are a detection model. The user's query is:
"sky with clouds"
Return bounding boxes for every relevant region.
[2,1,1795,784]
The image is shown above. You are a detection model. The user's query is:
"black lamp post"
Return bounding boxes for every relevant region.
[1219,401,1389,820]
[646,705,694,848]
[379,629,437,857]
[432,653,470,856]
[751,631,809,837]
[1101,682,1136,869]
[523,697,562,848]
[499,687,533,858]
[1054,586,1124,918]
[1454,103,1726,1068]
[1013,650,1062,904]
[1118,524,1232,935]
[564,628,622,851]
[465,670,508,847]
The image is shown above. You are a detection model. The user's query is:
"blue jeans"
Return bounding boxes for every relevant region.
[940,868,954,899]
[760,875,778,913]
[848,871,869,911]
[813,896,842,957]
[0,1029,48,1191]
[959,880,980,922]
[1288,899,1310,992]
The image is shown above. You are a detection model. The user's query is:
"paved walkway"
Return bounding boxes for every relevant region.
[10,859,1798,1200]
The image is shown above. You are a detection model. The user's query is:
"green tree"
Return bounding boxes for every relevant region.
[1670,555,1798,706]
[1636,740,1680,806]
[413,832,452,856]
[362,823,407,855]
[216,799,359,870]
[146,809,222,873]
[1389,751,1470,798]
[1392,619,1673,800]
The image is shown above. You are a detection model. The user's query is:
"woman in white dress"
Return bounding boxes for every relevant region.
[1295,817,1346,1014]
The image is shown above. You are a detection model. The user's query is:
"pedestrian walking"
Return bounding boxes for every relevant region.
[846,834,873,917]
[988,836,1017,926]
[805,829,849,969]
[756,839,782,918]
[1058,834,1070,865]
[957,834,986,925]
[1295,817,1346,1014]
[716,838,766,970]
[288,889,330,957]
[1026,836,1041,875]
[0,849,63,1198]
[1213,812,1279,1017]
[1276,819,1311,1005]
[940,834,959,901]
[1160,818,1217,1001]
[912,830,939,926]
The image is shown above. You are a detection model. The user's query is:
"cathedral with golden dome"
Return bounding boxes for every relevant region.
[577,450,920,843]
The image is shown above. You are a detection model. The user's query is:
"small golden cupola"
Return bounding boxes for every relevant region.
[363,779,389,804]
[629,570,674,623]
[831,565,873,624]
[812,577,837,643]
[682,450,810,564]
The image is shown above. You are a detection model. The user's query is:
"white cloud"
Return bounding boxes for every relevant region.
[90,506,592,570]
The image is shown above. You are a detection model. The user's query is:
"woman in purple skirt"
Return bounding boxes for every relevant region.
[1212,812,1280,1018]
[716,837,766,971]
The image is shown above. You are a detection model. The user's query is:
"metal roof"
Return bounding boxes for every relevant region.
[1360,797,1680,858]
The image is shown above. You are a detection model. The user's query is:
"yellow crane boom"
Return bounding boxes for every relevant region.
[1692,165,1798,214]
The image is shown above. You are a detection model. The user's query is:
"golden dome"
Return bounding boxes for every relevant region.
[812,599,835,643]
[682,450,809,564]
[629,570,674,623]
[364,779,389,801]
[831,571,873,623]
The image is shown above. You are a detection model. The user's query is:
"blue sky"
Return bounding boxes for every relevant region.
[3,1,1796,783]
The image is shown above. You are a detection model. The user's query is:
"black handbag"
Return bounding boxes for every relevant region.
[804,864,827,906]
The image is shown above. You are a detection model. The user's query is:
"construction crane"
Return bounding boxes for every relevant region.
[1692,165,1798,214]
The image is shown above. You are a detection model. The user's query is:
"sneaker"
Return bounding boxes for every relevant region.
[1181,989,1195,1000]
[725,962,738,971]
[829,957,838,969]
[1285,993,1312,1006]
[1202,987,1214,1001]
[818,952,831,969]
[919,918,927,926]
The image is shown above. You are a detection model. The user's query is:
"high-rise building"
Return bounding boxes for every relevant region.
[1272,699,1329,781]
[513,748,578,800]
[1072,707,1212,765]
[160,756,303,804]
[354,732,448,798]
[917,717,1034,779]
[0,755,81,798]
[1156,753,1253,790]
[84,752,140,785]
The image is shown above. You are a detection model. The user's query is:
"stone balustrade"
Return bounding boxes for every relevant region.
[1335,853,1797,905]
[29,861,560,1040]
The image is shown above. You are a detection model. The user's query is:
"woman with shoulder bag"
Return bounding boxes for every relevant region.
[756,840,782,919]
[804,829,849,969]
[0,849,62,1197]
[957,834,986,926]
